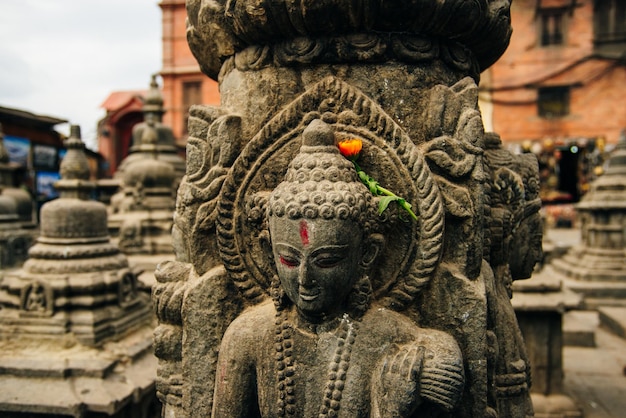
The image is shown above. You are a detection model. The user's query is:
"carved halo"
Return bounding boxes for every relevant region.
[217,77,444,309]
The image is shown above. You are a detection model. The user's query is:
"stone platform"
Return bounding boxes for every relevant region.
[597,307,626,340]
[563,307,626,348]
[564,310,599,348]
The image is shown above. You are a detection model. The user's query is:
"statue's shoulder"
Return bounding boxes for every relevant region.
[223,300,276,340]
[364,305,413,325]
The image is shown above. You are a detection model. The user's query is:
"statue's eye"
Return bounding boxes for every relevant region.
[314,255,342,268]
[279,255,299,268]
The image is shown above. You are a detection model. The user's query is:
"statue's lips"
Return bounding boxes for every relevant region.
[299,291,320,302]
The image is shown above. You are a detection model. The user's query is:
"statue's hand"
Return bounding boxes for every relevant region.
[371,345,424,418]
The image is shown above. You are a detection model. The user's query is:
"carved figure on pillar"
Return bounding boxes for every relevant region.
[212,119,464,417]
[483,132,542,418]
[151,1,543,417]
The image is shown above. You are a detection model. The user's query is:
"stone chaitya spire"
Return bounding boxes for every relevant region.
[0,123,36,269]
[552,130,626,287]
[0,125,158,416]
[108,75,182,256]
[108,152,177,255]
[0,125,152,343]
[114,74,185,181]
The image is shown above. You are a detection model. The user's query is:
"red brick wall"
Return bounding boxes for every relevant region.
[482,0,626,145]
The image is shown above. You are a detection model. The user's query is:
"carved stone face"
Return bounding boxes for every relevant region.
[269,216,364,320]
[509,212,543,280]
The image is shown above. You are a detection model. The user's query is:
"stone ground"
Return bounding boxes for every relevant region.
[543,227,626,418]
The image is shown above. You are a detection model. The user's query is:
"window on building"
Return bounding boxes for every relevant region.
[538,87,570,118]
[594,0,626,45]
[539,8,566,46]
[182,81,203,135]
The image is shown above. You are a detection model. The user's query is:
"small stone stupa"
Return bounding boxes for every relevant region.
[108,75,181,256]
[0,123,37,269]
[552,130,626,302]
[114,74,185,181]
[0,126,158,417]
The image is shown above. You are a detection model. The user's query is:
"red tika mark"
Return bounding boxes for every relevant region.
[299,220,309,246]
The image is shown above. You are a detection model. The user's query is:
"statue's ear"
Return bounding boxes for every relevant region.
[361,233,384,268]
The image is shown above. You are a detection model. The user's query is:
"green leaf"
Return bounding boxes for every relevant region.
[358,170,379,194]
[378,196,400,215]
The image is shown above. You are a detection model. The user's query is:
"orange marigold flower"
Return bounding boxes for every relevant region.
[337,138,362,159]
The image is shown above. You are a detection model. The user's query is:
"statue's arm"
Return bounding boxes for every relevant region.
[370,332,464,417]
[211,318,259,418]
[418,332,465,412]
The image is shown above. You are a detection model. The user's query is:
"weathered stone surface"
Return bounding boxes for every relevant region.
[108,76,180,256]
[0,125,158,417]
[0,123,36,269]
[153,1,543,417]
[186,0,513,80]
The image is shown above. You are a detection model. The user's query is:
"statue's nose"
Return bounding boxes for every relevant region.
[298,262,315,287]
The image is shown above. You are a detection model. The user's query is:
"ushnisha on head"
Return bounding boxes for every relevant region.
[268,119,377,230]
[267,120,383,322]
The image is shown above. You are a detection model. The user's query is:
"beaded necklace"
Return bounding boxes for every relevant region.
[274,307,358,417]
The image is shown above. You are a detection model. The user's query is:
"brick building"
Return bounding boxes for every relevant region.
[98,90,145,176]
[98,0,219,177]
[480,0,626,203]
[160,0,220,143]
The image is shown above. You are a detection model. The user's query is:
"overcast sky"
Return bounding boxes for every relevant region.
[0,0,163,150]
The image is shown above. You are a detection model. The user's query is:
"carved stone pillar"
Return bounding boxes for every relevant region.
[153,2,542,417]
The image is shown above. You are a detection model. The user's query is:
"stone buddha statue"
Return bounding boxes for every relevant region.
[211,120,464,417]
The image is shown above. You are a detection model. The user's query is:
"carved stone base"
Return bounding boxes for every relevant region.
[0,325,160,417]
[0,268,153,347]
[512,273,583,418]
